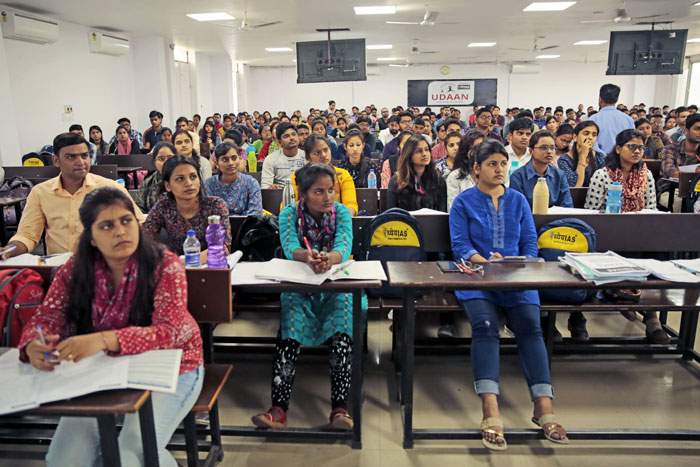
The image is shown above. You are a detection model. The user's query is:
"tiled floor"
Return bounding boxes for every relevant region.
[2,310,700,466]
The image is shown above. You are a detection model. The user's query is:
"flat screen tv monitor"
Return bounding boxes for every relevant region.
[296,39,366,83]
[607,29,687,75]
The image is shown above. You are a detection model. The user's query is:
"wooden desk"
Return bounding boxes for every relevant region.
[386,261,700,448]
[569,187,587,209]
[2,165,118,184]
[0,195,26,245]
[227,277,382,449]
[356,188,379,215]
[96,155,155,172]
[261,189,283,214]
[0,347,158,467]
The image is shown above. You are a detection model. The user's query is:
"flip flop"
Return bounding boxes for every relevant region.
[480,417,507,451]
[532,413,569,445]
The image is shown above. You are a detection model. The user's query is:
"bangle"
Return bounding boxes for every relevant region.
[100,332,109,352]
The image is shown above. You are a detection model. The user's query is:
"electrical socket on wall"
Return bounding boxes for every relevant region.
[63,105,73,114]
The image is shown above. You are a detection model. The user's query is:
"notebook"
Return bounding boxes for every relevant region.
[0,252,72,267]
[253,258,386,286]
[0,348,182,416]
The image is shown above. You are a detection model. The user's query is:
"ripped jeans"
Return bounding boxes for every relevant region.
[462,299,553,400]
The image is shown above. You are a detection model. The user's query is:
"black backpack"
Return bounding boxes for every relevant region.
[232,214,282,261]
[683,173,700,213]
[537,218,597,304]
[359,208,426,297]
[0,177,33,225]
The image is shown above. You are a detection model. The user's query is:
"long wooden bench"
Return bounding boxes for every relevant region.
[3,165,118,184]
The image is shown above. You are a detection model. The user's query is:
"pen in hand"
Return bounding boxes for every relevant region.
[36,325,59,363]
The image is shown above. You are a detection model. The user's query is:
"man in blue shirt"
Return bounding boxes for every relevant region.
[510,131,573,209]
[588,84,634,154]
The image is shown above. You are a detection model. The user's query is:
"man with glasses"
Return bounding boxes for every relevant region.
[474,107,504,142]
[510,130,573,209]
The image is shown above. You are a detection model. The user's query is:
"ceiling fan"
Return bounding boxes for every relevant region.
[214,0,282,31]
[386,10,458,26]
[508,36,558,53]
[580,7,667,24]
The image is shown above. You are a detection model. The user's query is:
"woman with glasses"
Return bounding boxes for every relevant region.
[133,141,176,212]
[509,130,573,209]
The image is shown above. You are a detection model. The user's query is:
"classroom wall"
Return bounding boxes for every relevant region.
[240,60,685,114]
[0,32,21,166]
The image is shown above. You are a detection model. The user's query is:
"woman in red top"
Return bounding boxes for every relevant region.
[19,187,203,467]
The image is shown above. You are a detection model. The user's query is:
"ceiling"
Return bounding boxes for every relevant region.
[4,0,700,66]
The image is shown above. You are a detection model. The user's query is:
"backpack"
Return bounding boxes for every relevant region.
[683,173,700,213]
[359,208,426,297]
[22,152,52,167]
[0,176,34,225]
[537,218,597,304]
[232,214,282,261]
[0,269,46,347]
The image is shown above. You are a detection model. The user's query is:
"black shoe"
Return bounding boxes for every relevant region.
[551,326,563,343]
[646,328,670,345]
[568,318,589,342]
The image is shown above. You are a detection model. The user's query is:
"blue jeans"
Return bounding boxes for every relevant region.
[462,299,553,400]
[46,366,204,467]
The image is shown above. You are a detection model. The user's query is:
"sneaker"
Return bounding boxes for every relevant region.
[325,407,354,431]
[251,406,287,429]
[568,317,589,342]
[437,324,457,339]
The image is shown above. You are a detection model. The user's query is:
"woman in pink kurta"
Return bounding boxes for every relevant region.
[19,187,203,467]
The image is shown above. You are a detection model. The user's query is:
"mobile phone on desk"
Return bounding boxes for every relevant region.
[490,256,527,262]
[437,261,462,273]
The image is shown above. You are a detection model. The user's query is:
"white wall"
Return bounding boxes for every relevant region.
[241,60,684,114]
[0,32,21,165]
[195,53,235,118]
[3,19,136,158]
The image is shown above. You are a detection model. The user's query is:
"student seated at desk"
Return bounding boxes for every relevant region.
[18,187,203,467]
[133,141,175,212]
[557,121,606,188]
[387,134,447,212]
[108,126,141,155]
[584,129,668,344]
[4,133,145,258]
[286,134,358,215]
[88,125,109,158]
[252,164,365,431]
[449,140,568,450]
[172,128,213,180]
[204,142,262,216]
[337,129,373,189]
[144,156,231,258]
[380,131,412,189]
[434,130,461,178]
[446,129,482,210]
[509,130,573,208]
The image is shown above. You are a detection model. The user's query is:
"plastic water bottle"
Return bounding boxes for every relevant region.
[183,229,201,268]
[367,169,377,189]
[506,160,519,185]
[247,149,257,172]
[532,177,550,214]
[116,178,126,188]
[605,181,623,213]
[206,216,228,269]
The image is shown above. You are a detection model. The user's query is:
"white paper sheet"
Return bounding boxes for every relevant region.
[0,252,72,267]
[629,259,700,283]
[231,262,281,285]
[126,349,182,393]
[409,208,449,216]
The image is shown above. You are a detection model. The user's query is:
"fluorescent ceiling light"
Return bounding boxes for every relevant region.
[468,42,496,47]
[186,12,235,21]
[688,38,700,43]
[367,44,393,50]
[695,1,700,5]
[574,40,607,45]
[523,2,576,12]
[389,63,409,67]
[376,56,402,61]
[354,6,397,15]
[536,54,560,59]
[265,47,293,52]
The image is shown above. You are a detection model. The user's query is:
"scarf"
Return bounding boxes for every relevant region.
[606,165,648,213]
[117,138,132,155]
[296,201,336,253]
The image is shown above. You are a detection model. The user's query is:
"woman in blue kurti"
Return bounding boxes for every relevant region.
[204,142,262,216]
[252,164,363,431]
[449,140,569,451]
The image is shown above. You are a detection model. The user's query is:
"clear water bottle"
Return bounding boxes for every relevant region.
[206,215,228,269]
[367,169,377,189]
[183,229,201,268]
[605,181,623,213]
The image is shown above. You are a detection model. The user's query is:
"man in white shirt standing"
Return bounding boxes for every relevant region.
[504,117,533,186]
[261,122,306,189]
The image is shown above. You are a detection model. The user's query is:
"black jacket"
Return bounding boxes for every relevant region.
[386,170,447,212]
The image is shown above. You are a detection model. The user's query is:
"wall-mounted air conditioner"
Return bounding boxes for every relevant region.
[0,10,59,44]
[510,63,541,74]
[88,31,130,56]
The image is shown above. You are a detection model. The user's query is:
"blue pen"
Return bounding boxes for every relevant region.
[36,325,58,363]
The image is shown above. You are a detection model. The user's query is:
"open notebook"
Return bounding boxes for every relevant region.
[0,252,72,267]
[0,348,182,416]
[251,258,387,286]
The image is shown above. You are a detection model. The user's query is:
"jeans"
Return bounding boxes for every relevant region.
[462,299,553,400]
[46,365,204,467]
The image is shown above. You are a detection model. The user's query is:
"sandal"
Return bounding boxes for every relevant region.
[604,289,641,304]
[251,406,287,429]
[532,413,569,445]
[480,417,507,451]
[325,407,354,431]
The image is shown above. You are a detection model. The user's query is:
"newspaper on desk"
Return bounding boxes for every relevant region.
[559,251,650,285]
[0,348,182,416]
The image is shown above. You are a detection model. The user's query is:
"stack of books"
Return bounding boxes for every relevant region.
[559,251,650,285]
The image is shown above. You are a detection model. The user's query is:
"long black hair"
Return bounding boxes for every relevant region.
[172,128,199,157]
[606,129,645,171]
[67,187,163,335]
[162,156,206,202]
[453,129,484,180]
[303,133,333,160]
[396,134,439,190]
[569,120,600,165]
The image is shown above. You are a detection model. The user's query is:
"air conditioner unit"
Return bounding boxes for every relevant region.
[510,63,541,74]
[0,10,59,44]
[88,31,129,56]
